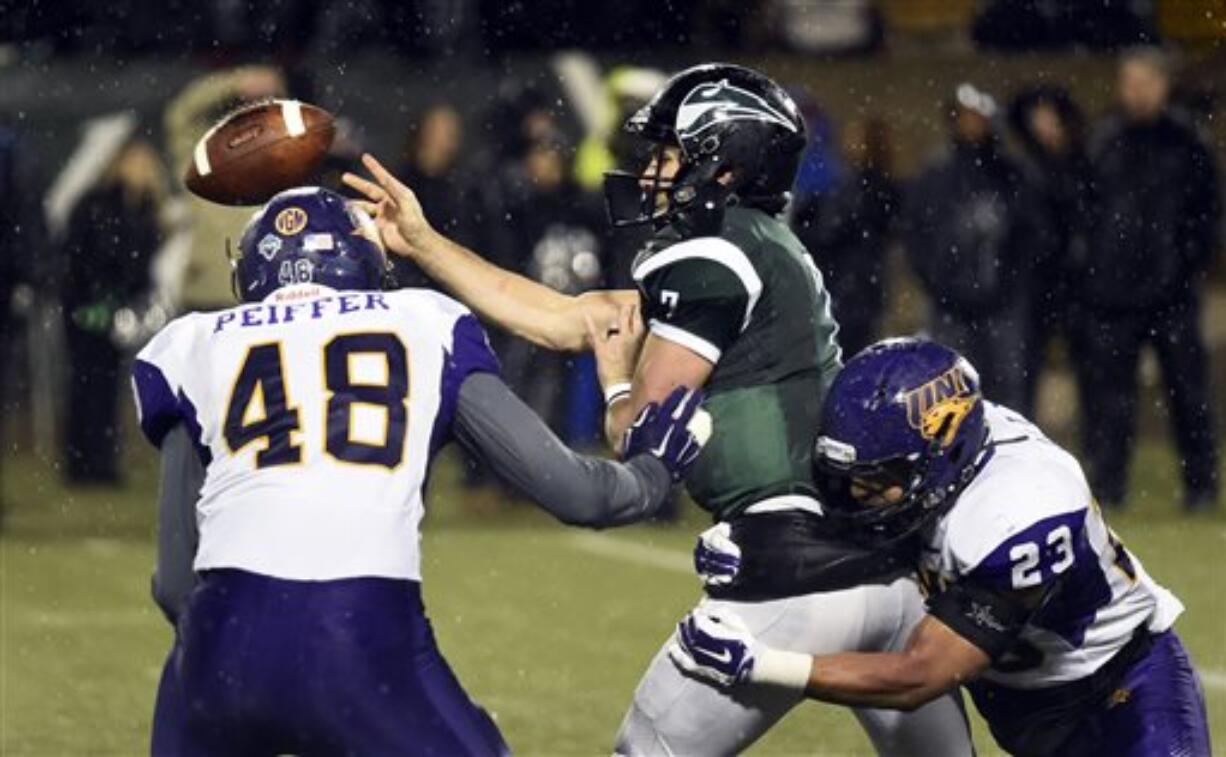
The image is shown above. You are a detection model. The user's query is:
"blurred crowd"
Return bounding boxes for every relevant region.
[2,0,1168,61]
[0,42,1220,516]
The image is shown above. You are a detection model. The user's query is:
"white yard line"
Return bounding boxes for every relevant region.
[568,532,692,575]
[1200,669,1226,691]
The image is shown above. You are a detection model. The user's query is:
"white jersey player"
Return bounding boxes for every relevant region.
[672,338,1210,757]
[135,187,707,754]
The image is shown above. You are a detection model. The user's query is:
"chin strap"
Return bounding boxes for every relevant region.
[672,180,731,237]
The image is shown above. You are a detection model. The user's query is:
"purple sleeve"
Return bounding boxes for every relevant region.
[132,359,183,446]
[131,359,210,463]
[429,314,501,454]
[962,508,1118,648]
[963,510,1089,593]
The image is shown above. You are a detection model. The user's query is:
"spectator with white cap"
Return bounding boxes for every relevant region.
[901,82,1046,414]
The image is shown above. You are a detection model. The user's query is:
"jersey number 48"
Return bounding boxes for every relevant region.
[224,332,409,469]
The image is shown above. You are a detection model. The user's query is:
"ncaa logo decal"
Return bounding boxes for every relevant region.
[257,233,282,261]
[903,362,980,446]
[274,206,308,235]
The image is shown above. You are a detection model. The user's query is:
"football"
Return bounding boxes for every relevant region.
[184,99,336,206]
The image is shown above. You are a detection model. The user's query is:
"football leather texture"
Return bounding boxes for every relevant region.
[184,99,336,206]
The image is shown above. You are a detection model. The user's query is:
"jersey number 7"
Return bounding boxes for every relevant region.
[224,332,409,470]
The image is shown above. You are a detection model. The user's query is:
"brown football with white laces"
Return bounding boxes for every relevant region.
[184,99,336,206]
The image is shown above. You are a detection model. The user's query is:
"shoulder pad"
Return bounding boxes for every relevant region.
[634,237,762,324]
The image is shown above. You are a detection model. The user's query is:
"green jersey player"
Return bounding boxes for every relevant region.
[346,63,972,756]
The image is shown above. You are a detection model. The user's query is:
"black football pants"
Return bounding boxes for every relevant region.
[63,322,122,482]
[929,298,1033,417]
[1079,297,1219,505]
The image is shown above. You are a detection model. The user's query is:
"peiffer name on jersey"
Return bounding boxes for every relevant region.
[920,402,1184,688]
[131,284,499,582]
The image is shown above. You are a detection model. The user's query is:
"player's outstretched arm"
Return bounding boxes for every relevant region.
[453,372,706,527]
[670,607,991,712]
[344,154,636,352]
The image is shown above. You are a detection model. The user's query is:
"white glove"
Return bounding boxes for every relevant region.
[693,522,741,588]
[668,607,813,692]
[668,607,757,688]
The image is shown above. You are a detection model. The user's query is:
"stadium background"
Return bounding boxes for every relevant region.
[1,1,1225,753]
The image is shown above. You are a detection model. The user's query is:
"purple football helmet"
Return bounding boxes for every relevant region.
[813,338,989,546]
[233,187,388,303]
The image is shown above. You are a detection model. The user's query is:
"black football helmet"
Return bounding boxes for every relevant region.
[603,63,806,236]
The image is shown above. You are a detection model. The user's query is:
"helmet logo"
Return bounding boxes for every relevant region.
[274,207,308,235]
[904,365,980,447]
[920,395,978,447]
[675,80,799,142]
[257,233,282,261]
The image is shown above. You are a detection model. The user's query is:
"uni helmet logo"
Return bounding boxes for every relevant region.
[903,363,980,446]
[674,80,799,142]
[274,206,308,235]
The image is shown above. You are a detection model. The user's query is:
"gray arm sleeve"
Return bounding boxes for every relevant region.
[454,372,673,528]
[152,424,203,625]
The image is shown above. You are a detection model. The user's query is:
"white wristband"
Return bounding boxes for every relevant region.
[604,381,632,405]
[749,648,812,692]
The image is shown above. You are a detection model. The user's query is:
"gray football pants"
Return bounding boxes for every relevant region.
[613,576,974,756]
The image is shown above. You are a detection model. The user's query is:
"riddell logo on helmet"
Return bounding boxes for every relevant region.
[904,366,979,446]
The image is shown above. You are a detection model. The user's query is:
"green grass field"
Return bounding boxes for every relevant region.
[2,440,1223,755]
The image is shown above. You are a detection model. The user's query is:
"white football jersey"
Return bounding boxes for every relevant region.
[920,402,1183,689]
[132,284,499,582]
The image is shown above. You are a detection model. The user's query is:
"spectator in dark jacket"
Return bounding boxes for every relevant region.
[0,124,40,525]
[1081,47,1220,511]
[61,139,165,484]
[903,83,1046,414]
[1008,85,1096,413]
[391,103,477,289]
[475,102,606,442]
[489,140,605,438]
[795,116,899,355]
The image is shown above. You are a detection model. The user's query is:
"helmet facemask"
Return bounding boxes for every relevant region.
[603,143,679,229]
[814,412,987,548]
[603,139,735,237]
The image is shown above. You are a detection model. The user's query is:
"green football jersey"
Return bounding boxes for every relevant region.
[633,206,843,519]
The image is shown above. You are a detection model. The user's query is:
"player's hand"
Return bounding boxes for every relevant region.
[584,302,644,390]
[621,386,709,481]
[343,154,435,258]
[668,607,757,688]
[694,522,741,588]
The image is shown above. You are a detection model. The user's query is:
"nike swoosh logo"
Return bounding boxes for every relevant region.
[699,646,733,665]
[650,426,674,457]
